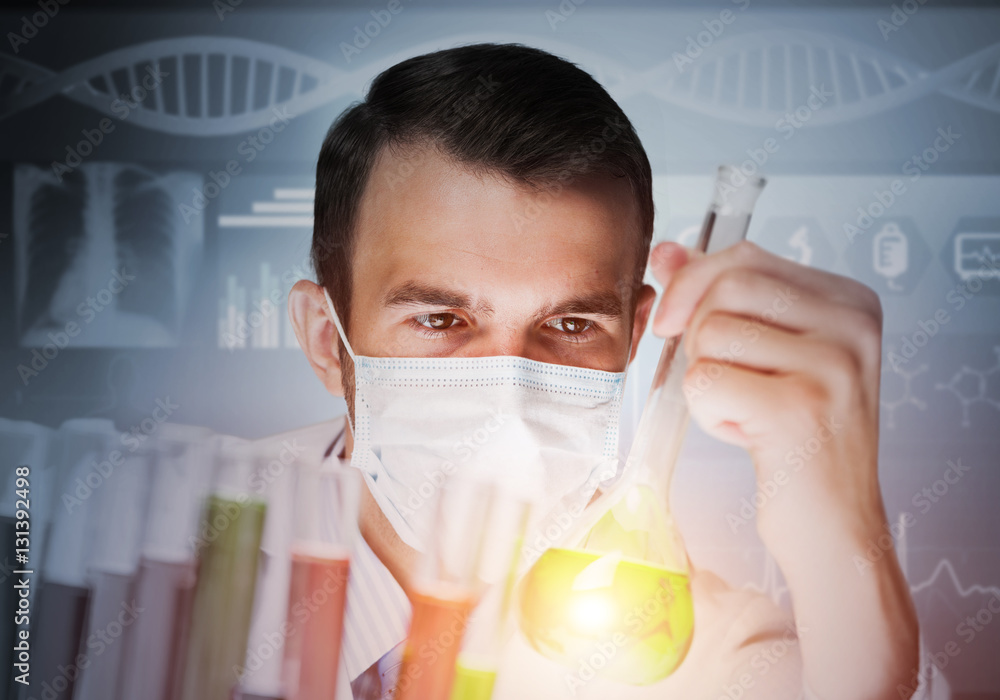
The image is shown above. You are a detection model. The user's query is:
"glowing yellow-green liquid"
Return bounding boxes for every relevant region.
[450,658,497,700]
[517,548,693,685]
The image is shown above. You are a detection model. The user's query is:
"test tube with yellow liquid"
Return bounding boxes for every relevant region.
[180,442,268,700]
[517,166,767,686]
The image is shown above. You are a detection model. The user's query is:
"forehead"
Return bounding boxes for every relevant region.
[351,144,642,307]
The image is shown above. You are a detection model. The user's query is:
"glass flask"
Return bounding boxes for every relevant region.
[517,166,767,686]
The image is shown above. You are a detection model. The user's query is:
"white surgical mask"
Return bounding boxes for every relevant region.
[323,288,628,551]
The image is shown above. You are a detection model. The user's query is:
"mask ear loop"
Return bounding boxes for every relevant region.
[322,287,357,362]
[323,287,358,436]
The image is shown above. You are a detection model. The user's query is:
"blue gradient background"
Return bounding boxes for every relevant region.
[1,1,998,696]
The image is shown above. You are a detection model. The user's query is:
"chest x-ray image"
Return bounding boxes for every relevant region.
[12,162,203,348]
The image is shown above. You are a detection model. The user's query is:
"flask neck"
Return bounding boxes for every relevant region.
[624,342,690,506]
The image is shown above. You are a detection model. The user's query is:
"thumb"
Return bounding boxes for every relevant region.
[649,241,703,337]
[648,241,691,287]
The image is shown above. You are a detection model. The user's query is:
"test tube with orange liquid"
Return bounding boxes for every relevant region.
[394,480,530,700]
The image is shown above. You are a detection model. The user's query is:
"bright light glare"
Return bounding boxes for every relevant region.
[569,593,615,632]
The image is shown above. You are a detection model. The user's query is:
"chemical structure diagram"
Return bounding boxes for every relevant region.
[936,346,1000,428]
[880,362,928,430]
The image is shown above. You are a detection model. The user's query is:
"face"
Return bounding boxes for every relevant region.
[343,144,654,383]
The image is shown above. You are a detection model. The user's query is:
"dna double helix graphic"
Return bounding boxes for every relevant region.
[614,29,1000,126]
[1,31,999,135]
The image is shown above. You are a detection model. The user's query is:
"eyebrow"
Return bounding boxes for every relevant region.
[382,282,624,321]
[534,290,625,321]
[382,282,495,316]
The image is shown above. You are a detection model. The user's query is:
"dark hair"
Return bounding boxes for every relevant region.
[312,42,654,333]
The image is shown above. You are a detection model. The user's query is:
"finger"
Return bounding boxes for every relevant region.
[681,269,881,362]
[648,241,691,289]
[681,270,807,354]
[656,241,880,337]
[680,267,882,381]
[683,359,826,454]
[685,312,865,401]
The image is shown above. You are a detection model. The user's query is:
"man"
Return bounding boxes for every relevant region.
[287,43,921,698]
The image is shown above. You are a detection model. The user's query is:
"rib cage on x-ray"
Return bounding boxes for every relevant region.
[22,169,88,334]
[14,163,204,347]
[113,167,178,329]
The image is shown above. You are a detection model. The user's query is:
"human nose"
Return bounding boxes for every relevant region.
[460,324,537,361]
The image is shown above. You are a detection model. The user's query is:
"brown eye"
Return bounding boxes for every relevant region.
[416,313,460,330]
[549,318,592,335]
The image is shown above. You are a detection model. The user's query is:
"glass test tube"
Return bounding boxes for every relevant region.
[118,424,216,700]
[450,493,530,700]
[395,480,529,700]
[629,166,767,494]
[30,419,115,700]
[179,442,267,700]
[72,437,153,700]
[281,460,359,700]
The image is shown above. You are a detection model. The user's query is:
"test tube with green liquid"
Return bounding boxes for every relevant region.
[179,441,267,700]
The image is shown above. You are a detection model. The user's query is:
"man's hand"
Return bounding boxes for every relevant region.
[648,240,920,698]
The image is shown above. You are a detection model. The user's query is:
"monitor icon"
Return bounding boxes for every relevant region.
[954,232,1000,280]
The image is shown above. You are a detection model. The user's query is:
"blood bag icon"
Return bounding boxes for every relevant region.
[873,222,908,291]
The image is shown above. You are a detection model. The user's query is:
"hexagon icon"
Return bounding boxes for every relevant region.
[753,217,836,272]
[940,217,1000,296]
[845,217,931,296]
